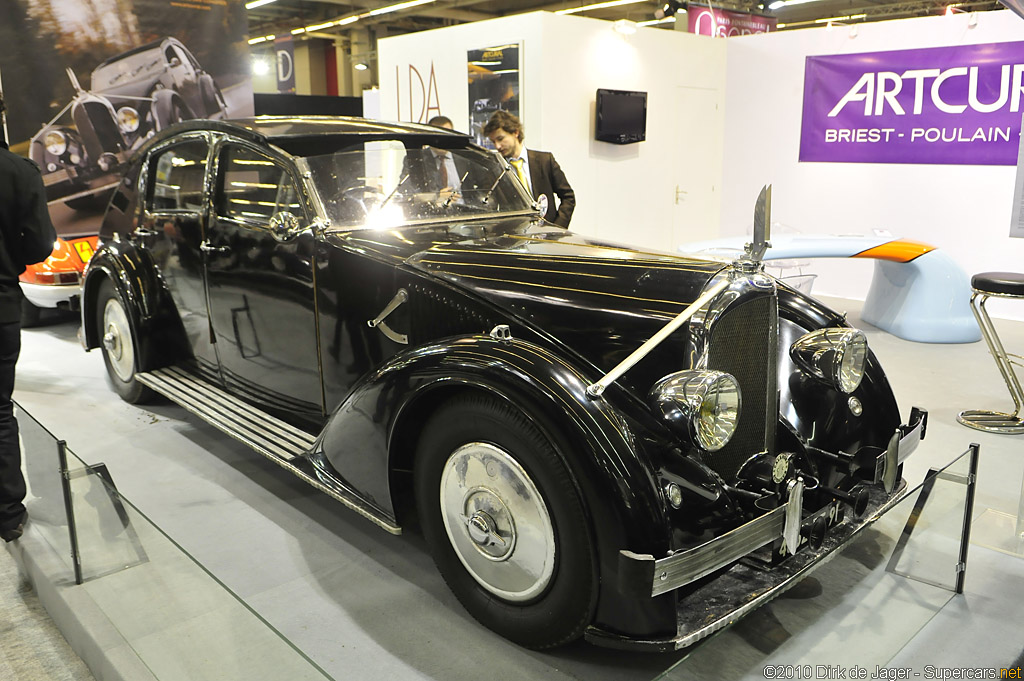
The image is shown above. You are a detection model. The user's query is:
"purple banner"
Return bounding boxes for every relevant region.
[688,8,776,37]
[800,42,1024,165]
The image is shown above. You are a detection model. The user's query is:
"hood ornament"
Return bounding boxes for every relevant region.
[738,184,772,270]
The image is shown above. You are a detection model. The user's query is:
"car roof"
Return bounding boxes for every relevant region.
[94,37,182,69]
[141,116,472,157]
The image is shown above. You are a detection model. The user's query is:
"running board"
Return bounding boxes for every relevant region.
[135,366,402,535]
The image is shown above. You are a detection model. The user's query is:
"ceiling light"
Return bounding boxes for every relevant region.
[557,0,647,15]
[248,34,275,45]
[768,0,785,8]
[245,0,277,8]
[368,0,436,16]
[613,19,638,34]
[654,0,684,19]
[354,62,369,71]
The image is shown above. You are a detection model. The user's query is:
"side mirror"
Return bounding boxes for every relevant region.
[169,57,182,68]
[269,211,304,242]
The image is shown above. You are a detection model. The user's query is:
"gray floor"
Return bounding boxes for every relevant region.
[6,295,1024,679]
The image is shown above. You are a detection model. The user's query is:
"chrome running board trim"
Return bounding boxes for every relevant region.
[136,367,402,535]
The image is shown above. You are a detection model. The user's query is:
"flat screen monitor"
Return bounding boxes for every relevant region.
[595,89,647,145]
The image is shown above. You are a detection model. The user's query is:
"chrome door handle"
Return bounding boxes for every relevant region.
[199,240,230,254]
[133,228,158,237]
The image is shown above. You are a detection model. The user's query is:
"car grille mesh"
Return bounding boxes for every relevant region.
[74,102,124,161]
[702,295,778,481]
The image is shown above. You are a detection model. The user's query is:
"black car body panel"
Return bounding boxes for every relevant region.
[80,116,926,649]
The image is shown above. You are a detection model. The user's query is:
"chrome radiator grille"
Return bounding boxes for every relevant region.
[74,102,124,161]
[702,294,778,480]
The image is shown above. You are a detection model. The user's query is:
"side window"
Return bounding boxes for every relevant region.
[216,145,303,226]
[164,46,178,64]
[147,140,208,212]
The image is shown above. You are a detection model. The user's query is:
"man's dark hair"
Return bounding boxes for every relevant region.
[427,115,452,128]
[483,110,524,142]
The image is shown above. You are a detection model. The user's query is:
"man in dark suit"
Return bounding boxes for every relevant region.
[0,93,56,542]
[403,116,473,205]
[483,110,575,227]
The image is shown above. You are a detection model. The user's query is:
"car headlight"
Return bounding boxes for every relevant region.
[117,106,140,133]
[790,327,868,393]
[649,370,742,451]
[44,130,68,156]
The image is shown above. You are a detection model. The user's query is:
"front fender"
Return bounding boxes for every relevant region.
[81,240,184,367]
[316,333,681,639]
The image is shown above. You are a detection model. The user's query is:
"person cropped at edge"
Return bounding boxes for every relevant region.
[483,110,575,228]
[403,115,469,204]
[0,92,57,543]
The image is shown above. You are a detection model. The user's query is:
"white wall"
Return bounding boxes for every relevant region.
[378,12,728,252]
[722,11,1024,318]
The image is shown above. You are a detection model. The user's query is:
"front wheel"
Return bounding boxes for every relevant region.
[96,279,155,404]
[414,394,597,649]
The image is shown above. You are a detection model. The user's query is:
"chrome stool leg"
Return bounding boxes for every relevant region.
[958,286,1024,434]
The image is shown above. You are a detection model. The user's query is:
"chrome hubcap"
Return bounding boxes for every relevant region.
[440,442,555,602]
[102,298,134,382]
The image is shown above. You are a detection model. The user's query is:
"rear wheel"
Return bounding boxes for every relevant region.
[414,393,596,649]
[96,279,155,404]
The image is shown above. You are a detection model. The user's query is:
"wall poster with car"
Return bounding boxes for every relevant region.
[0,0,253,325]
[467,43,521,148]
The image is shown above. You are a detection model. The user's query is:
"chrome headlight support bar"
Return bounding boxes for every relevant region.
[586,278,731,398]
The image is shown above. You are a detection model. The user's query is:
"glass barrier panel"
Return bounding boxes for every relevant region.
[17,403,73,579]
[16,401,335,681]
[652,445,977,680]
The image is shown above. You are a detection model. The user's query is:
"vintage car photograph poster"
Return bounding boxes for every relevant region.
[467,43,521,148]
[0,0,253,233]
[799,41,1024,165]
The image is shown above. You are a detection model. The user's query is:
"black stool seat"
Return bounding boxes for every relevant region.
[972,272,1024,296]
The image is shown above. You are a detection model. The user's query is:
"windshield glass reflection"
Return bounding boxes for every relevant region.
[305,142,534,229]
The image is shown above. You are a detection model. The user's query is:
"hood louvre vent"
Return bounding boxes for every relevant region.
[411,285,496,341]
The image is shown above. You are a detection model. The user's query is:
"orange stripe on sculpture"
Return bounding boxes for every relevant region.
[852,240,935,263]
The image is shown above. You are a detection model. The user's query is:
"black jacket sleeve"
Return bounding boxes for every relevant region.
[547,155,575,228]
[16,156,57,265]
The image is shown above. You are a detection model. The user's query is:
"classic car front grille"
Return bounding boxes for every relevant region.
[702,294,778,480]
[74,101,125,162]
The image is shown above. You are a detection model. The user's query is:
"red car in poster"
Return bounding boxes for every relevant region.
[19,235,98,326]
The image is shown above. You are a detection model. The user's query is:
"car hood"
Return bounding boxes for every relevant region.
[403,224,726,395]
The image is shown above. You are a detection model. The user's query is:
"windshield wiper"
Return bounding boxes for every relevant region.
[379,173,410,210]
[481,166,509,205]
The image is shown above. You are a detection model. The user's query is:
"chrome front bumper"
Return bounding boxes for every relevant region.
[612,407,927,607]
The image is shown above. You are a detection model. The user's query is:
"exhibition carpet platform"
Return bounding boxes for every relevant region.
[5,297,1024,680]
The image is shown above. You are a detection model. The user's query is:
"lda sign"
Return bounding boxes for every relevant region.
[394,62,442,123]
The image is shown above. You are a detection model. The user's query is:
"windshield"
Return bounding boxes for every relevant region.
[304,141,534,229]
[92,49,164,89]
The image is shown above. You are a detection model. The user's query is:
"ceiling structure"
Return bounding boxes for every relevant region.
[245,0,1008,79]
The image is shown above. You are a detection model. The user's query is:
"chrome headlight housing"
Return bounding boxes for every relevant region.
[790,327,868,393]
[649,370,742,451]
[44,130,68,156]
[117,106,140,133]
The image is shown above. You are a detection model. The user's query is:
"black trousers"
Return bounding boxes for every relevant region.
[0,320,24,531]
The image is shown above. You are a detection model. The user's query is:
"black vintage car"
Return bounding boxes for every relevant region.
[31,38,227,209]
[80,117,925,651]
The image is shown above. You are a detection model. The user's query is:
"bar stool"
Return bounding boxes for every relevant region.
[958,272,1024,434]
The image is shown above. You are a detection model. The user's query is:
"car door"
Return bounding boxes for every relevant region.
[163,43,198,112]
[204,139,323,424]
[135,135,219,375]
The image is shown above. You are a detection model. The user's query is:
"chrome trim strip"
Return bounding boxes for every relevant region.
[782,478,804,554]
[626,504,787,598]
[587,278,731,397]
[136,366,402,535]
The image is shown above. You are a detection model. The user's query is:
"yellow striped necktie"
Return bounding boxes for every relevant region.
[510,157,528,193]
